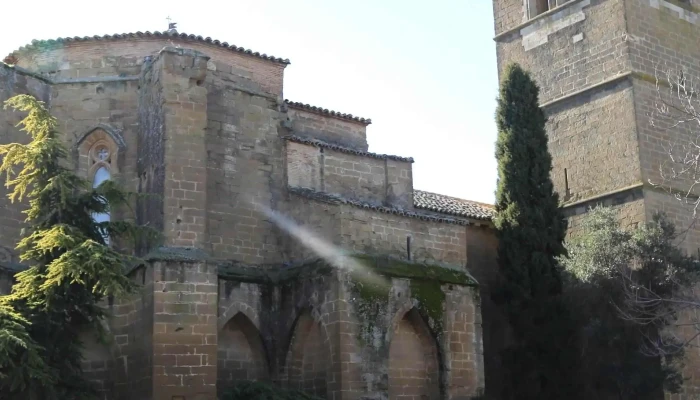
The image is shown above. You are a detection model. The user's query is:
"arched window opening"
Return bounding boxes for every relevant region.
[78,129,121,246]
[90,144,113,245]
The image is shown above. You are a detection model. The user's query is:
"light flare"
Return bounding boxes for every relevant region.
[255,202,389,290]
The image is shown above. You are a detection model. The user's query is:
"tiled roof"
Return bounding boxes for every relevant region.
[414,190,495,221]
[283,135,413,162]
[285,100,372,125]
[289,187,470,226]
[9,30,290,65]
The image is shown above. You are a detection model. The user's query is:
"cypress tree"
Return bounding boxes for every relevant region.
[0,95,159,399]
[493,63,582,399]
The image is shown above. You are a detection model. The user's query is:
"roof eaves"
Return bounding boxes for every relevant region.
[285,100,371,125]
[289,187,469,226]
[10,31,291,66]
[283,135,414,163]
[413,189,495,221]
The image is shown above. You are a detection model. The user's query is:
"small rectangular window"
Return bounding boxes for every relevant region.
[527,0,572,19]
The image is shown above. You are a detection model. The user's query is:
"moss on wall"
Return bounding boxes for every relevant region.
[409,279,445,330]
[215,253,478,286]
[348,269,390,348]
[349,254,478,286]
[345,254,475,344]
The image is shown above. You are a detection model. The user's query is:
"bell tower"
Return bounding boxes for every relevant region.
[493,0,700,396]
[493,0,700,248]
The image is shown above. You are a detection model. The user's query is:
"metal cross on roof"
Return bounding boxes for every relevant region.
[166,16,177,31]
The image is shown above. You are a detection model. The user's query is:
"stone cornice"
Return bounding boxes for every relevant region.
[217,255,478,286]
[283,135,413,162]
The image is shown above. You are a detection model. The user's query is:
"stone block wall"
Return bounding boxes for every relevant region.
[1,31,498,399]
[12,38,286,97]
[137,57,166,239]
[283,194,343,262]
[340,262,484,399]
[625,0,700,83]
[283,191,469,268]
[564,193,647,238]
[157,48,210,249]
[285,140,414,209]
[545,80,641,203]
[214,258,485,400]
[386,159,413,209]
[494,1,700,398]
[286,107,369,151]
[323,150,387,204]
[463,226,504,400]
[494,0,628,104]
[204,80,284,262]
[339,205,468,266]
[152,261,219,400]
[108,267,155,400]
[276,269,342,399]
[216,281,269,397]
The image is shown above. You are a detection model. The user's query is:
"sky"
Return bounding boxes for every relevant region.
[0,0,500,204]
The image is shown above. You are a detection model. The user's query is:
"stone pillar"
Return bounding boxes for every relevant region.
[156,47,209,248]
[146,46,217,400]
[444,285,485,398]
[152,261,218,400]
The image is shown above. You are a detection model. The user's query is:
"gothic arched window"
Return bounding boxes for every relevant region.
[76,127,123,246]
[87,141,116,245]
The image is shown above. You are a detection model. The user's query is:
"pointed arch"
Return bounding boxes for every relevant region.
[388,307,441,400]
[284,309,331,398]
[75,124,126,151]
[75,127,124,245]
[217,312,270,396]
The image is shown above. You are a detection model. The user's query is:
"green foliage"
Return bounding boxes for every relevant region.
[221,381,324,400]
[492,63,583,399]
[560,207,693,399]
[0,95,159,399]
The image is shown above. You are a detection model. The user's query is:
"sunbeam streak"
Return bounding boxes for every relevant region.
[256,203,389,290]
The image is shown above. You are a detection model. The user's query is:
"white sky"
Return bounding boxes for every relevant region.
[0,0,499,204]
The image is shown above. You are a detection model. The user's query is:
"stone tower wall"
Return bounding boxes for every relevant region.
[494,0,700,398]
[626,0,700,257]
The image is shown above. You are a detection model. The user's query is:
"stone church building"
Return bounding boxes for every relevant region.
[0,26,499,400]
[4,0,700,399]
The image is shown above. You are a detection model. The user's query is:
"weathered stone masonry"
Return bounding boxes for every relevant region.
[0,31,498,399]
[493,0,700,398]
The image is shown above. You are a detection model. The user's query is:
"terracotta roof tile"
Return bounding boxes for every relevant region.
[414,190,495,221]
[285,100,371,125]
[289,187,470,225]
[283,135,413,162]
[9,31,290,65]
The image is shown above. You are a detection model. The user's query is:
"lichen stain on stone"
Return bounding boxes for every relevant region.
[409,279,446,332]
